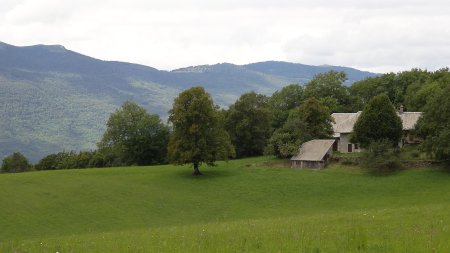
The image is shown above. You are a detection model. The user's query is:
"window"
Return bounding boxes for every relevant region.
[355,143,359,149]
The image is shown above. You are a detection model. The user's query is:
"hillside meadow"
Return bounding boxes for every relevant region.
[0,157,449,252]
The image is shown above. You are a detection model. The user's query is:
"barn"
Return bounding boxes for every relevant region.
[291,139,335,169]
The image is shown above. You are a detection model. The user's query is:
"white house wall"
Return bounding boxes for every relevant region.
[338,133,362,153]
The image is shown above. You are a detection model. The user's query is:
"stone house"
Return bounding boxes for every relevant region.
[331,111,422,153]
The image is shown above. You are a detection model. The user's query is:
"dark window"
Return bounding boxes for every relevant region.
[355,143,359,149]
[348,144,353,152]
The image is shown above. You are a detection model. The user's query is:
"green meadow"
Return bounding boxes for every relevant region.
[1,157,449,252]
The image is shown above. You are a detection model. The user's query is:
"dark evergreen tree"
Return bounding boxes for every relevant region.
[352,94,403,148]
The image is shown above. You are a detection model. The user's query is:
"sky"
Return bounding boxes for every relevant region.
[1,0,449,73]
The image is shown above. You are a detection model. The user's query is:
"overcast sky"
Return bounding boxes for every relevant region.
[1,0,449,73]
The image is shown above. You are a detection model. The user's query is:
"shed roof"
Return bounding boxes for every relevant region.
[291,139,335,162]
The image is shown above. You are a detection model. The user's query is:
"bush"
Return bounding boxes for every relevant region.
[1,152,32,173]
[341,158,359,166]
[36,151,101,170]
[411,151,420,158]
[362,139,401,174]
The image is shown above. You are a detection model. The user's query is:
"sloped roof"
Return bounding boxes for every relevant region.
[331,111,422,133]
[399,112,422,130]
[291,139,335,161]
[331,112,361,134]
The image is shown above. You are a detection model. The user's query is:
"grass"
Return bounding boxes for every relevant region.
[0,157,449,252]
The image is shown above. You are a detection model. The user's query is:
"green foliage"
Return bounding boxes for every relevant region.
[351,68,450,111]
[225,92,272,158]
[404,68,449,111]
[1,152,31,173]
[98,101,169,166]
[35,150,102,170]
[416,84,450,163]
[267,98,334,158]
[361,139,401,173]
[304,71,360,112]
[352,94,403,148]
[168,87,235,175]
[268,84,304,129]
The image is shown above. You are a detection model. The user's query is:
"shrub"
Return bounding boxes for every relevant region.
[341,158,359,166]
[362,139,401,174]
[1,152,31,173]
[411,151,420,158]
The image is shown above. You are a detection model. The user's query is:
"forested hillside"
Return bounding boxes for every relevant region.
[0,41,377,162]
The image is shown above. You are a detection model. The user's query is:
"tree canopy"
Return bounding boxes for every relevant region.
[304,71,360,112]
[352,94,403,148]
[225,92,272,158]
[268,84,304,129]
[416,84,450,163]
[98,101,169,166]
[267,98,334,158]
[168,87,235,175]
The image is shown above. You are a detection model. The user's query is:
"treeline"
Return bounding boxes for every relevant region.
[2,68,449,173]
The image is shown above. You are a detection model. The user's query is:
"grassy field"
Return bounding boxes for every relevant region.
[0,157,449,252]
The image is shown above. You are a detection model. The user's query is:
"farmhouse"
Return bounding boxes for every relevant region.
[331,110,422,153]
[291,139,335,169]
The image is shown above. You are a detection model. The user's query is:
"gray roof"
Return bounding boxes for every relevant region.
[331,112,361,134]
[399,112,422,130]
[331,111,422,134]
[291,139,335,161]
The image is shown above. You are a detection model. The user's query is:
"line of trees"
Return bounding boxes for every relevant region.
[2,68,449,174]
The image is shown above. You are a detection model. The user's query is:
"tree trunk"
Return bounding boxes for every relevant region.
[193,162,202,176]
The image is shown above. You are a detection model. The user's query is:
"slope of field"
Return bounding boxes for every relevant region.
[0,157,449,252]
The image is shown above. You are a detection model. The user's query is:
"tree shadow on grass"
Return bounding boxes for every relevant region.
[174,166,234,180]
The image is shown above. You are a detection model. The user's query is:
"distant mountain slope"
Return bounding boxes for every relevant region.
[0,41,377,162]
[243,61,378,84]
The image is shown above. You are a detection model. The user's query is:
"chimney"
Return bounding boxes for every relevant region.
[399,105,404,113]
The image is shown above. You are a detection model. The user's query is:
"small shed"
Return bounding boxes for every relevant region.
[291,139,335,169]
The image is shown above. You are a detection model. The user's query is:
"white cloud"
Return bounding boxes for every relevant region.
[0,0,449,72]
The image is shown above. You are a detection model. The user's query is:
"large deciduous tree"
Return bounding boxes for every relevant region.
[351,94,402,148]
[416,84,450,163]
[168,87,234,175]
[266,98,334,158]
[225,92,272,158]
[98,101,169,166]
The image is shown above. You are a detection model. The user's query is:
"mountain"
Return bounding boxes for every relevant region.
[0,42,378,162]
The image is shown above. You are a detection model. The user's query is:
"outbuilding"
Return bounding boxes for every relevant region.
[291,139,335,169]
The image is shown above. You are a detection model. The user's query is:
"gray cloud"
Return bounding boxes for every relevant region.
[0,0,449,72]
